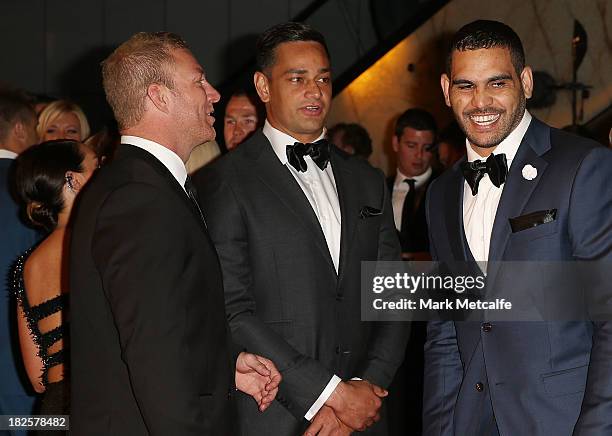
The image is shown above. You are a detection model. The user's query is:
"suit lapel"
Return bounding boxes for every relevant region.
[117,145,211,238]
[330,150,359,283]
[247,133,336,272]
[445,159,473,262]
[488,118,551,264]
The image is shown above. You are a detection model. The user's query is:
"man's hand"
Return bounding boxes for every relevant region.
[303,406,353,436]
[235,352,282,411]
[325,380,387,431]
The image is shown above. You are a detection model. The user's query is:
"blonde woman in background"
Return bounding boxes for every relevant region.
[37,100,90,142]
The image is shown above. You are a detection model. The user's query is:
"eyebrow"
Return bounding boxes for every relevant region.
[283,68,331,75]
[452,74,513,86]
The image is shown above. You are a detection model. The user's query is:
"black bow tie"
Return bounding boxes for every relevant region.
[460,153,508,195]
[286,139,330,172]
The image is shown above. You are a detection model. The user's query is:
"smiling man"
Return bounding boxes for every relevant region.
[195,22,408,435]
[423,20,612,436]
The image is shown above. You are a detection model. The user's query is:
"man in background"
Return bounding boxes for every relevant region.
[388,108,439,260]
[0,89,39,435]
[223,89,264,150]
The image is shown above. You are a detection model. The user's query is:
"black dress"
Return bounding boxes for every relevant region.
[12,251,69,434]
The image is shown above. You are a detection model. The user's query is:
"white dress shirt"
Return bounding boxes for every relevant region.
[463,111,532,263]
[0,149,18,159]
[263,120,342,420]
[121,135,188,192]
[391,166,432,231]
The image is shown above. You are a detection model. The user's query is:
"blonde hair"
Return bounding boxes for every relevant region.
[37,100,91,141]
[102,32,189,130]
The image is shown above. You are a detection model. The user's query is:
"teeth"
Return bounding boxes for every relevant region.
[306,106,319,110]
[471,114,500,125]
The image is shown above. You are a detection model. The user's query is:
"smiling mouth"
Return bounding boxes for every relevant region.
[469,113,501,126]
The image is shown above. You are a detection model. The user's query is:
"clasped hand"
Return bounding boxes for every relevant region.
[304,380,388,435]
[235,351,282,412]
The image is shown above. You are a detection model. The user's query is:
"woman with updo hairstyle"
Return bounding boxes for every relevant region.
[37,100,91,142]
[11,140,97,426]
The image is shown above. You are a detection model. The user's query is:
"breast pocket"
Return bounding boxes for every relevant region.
[541,364,588,397]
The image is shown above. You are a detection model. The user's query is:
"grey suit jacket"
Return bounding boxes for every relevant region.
[195,131,409,435]
[423,118,612,436]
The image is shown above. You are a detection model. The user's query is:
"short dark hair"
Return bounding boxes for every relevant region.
[14,140,86,231]
[446,20,525,76]
[256,22,330,73]
[341,123,372,159]
[227,88,266,126]
[0,89,36,143]
[395,108,437,139]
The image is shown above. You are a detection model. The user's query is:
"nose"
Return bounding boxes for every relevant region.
[305,79,322,99]
[472,85,493,109]
[207,83,221,104]
[414,146,423,160]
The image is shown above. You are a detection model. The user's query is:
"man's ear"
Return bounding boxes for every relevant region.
[520,66,534,99]
[392,135,399,153]
[13,121,28,141]
[147,82,171,114]
[254,72,270,103]
[441,74,451,107]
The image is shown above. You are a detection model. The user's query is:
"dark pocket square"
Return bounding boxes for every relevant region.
[509,209,557,233]
[359,206,382,219]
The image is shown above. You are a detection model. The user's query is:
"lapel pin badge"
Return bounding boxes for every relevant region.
[522,164,537,181]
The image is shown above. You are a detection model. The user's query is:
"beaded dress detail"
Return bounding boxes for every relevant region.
[11,250,68,387]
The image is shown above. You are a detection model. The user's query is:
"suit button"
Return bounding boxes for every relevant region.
[482,322,492,332]
[475,382,484,392]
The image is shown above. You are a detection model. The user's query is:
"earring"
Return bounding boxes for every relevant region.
[65,175,75,192]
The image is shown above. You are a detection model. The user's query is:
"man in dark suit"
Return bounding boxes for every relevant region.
[70,32,280,436]
[423,20,612,435]
[386,108,439,434]
[0,89,39,435]
[195,22,408,435]
[387,108,440,261]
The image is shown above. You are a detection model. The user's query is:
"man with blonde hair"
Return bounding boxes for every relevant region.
[70,32,280,435]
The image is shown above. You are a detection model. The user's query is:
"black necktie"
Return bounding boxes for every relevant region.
[286,139,330,172]
[460,153,508,196]
[400,178,416,233]
[184,176,206,226]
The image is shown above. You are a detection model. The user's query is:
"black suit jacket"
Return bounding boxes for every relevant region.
[387,169,439,253]
[194,131,409,435]
[70,145,235,436]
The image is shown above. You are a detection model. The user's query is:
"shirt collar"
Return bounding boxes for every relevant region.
[394,166,432,188]
[0,148,18,159]
[121,135,187,188]
[263,120,326,165]
[466,110,532,164]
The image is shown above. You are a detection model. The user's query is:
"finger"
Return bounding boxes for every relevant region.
[303,418,323,436]
[249,357,272,377]
[371,384,388,397]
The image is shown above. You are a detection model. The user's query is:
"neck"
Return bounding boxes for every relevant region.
[267,119,323,144]
[123,126,189,163]
[469,143,497,158]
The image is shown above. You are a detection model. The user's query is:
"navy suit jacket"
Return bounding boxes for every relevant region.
[423,118,612,436]
[0,157,38,419]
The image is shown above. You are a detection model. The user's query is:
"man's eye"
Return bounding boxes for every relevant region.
[225,119,235,125]
[492,81,505,88]
[457,84,473,90]
[317,77,330,84]
[289,77,302,83]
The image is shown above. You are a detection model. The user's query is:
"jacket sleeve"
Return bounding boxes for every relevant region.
[421,178,463,436]
[571,147,612,435]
